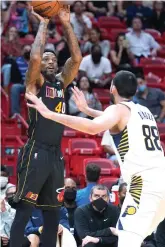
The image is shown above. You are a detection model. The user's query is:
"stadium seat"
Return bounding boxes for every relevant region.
[147,83,165,92]
[161,141,165,154]
[157,123,165,134]
[143,65,165,79]
[98,16,121,23]
[83,158,121,177]
[98,177,119,190]
[68,139,101,177]
[145,73,162,84]
[145,29,161,39]
[1,87,10,118]
[93,88,110,104]
[110,28,128,41]
[140,57,165,66]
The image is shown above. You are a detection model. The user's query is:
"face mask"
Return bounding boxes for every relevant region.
[7,195,16,208]
[92,197,108,212]
[23,51,30,60]
[16,7,24,14]
[138,85,147,93]
[0,176,8,188]
[92,52,102,64]
[64,188,77,203]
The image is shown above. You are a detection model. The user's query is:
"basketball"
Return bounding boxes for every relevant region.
[30,1,63,18]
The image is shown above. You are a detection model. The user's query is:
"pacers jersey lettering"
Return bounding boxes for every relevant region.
[28,80,65,146]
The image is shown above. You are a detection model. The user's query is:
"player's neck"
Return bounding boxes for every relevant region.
[115,96,131,104]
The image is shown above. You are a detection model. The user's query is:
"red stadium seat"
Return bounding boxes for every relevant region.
[98,177,119,189]
[145,73,162,84]
[83,158,120,177]
[157,124,165,134]
[110,28,128,41]
[143,65,165,79]
[93,88,110,104]
[140,57,165,66]
[98,16,121,23]
[68,139,101,177]
[1,87,10,118]
[145,29,161,39]
[147,83,165,92]
[161,141,165,154]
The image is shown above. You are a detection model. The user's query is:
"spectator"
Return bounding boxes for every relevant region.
[79,45,112,88]
[150,1,165,33]
[71,1,92,40]
[156,218,165,247]
[1,26,22,94]
[101,130,119,167]
[76,163,101,206]
[82,27,110,58]
[126,16,161,62]
[25,207,70,247]
[110,33,135,71]
[0,186,30,247]
[10,45,31,118]
[0,165,14,199]
[75,184,119,247]
[133,74,165,123]
[86,1,115,17]
[118,182,127,210]
[126,1,152,27]
[64,178,77,230]
[69,76,102,118]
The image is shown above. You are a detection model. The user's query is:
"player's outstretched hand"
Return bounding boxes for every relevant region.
[71,86,88,112]
[28,4,49,23]
[26,92,51,119]
[58,5,70,25]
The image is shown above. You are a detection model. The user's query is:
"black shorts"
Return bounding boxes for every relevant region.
[14,139,64,210]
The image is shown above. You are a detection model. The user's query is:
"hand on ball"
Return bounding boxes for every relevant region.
[28,4,49,23]
[58,5,70,25]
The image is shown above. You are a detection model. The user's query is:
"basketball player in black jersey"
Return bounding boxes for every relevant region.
[10,5,82,247]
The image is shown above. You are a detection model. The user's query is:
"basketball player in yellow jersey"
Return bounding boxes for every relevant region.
[26,70,165,247]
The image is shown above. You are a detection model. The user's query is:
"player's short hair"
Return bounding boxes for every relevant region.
[90,184,109,197]
[113,70,137,98]
[86,163,101,182]
[119,182,127,193]
[43,49,57,57]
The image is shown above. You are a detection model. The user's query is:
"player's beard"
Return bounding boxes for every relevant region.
[41,70,56,83]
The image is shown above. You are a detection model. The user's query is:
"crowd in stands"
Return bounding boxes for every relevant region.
[1,1,165,247]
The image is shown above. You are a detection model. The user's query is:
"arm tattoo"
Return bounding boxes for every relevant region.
[61,23,82,87]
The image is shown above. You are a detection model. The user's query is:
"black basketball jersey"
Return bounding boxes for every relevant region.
[28,79,65,146]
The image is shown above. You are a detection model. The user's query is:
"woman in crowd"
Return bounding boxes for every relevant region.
[82,27,110,58]
[110,33,134,71]
[69,76,102,118]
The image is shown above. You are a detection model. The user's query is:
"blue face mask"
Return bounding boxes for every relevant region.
[138,84,147,93]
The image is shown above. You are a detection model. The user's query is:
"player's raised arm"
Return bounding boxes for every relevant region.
[26,92,121,135]
[26,8,49,93]
[57,6,82,87]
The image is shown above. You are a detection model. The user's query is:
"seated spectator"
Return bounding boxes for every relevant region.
[118,182,127,210]
[10,45,30,118]
[126,16,161,62]
[64,178,77,230]
[69,76,102,117]
[79,45,112,88]
[1,26,22,94]
[133,74,165,123]
[86,1,115,17]
[3,1,29,37]
[82,28,110,58]
[110,33,135,71]
[0,165,14,199]
[101,130,119,167]
[25,207,70,247]
[156,218,165,247]
[75,185,119,247]
[0,186,30,247]
[71,1,92,40]
[150,1,165,33]
[126,1,152,27]
[76,163,101,206]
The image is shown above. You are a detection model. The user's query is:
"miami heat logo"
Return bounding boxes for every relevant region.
[56,187,65,203]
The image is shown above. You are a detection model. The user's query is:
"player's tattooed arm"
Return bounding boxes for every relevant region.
[57,5,82,88]
[26,8,49,93]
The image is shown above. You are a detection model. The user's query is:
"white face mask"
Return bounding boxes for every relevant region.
[0,176,8,188]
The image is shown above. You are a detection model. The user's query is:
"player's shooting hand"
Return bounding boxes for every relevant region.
[58,5,70,25]
[71,86,88,112]
[28,4,49,24]
[26,92,52,120]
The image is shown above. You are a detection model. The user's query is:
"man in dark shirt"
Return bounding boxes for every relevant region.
[133,75,165,123]
[74,184,119,247]
[156,218,165,247]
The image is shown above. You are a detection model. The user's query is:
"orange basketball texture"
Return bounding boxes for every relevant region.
[31,1,62,18]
